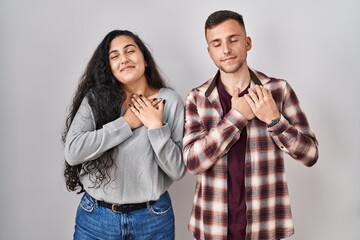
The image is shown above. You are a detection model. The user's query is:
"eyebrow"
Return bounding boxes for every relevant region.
[109,44,136,55]
[209,34,241,44]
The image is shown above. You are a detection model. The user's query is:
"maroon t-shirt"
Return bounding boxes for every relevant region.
[217,78,249,240]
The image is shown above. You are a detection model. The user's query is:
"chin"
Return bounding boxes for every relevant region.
[221,67,239,74]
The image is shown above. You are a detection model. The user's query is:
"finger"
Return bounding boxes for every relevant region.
[131,95,140,105]
[151,98,162,109]
[244,94,255,109]
[247,88,259,104]
[133,95,145,106]
[138,94,149,106]
[158,99,165,112]
[258,86,269,98]
[129,103,140,113]
[254,85,264,100]
[263,87,274,101]
[131,97,143,110]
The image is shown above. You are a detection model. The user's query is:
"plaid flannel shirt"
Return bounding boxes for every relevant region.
[183,69,319,240]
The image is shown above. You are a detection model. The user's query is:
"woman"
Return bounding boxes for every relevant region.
[63,30,186,240]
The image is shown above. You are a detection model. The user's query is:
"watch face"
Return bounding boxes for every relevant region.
[268,118,280,127]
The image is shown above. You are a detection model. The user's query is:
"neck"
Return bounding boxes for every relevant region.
[220,67,251,95]
[123,81,150,96]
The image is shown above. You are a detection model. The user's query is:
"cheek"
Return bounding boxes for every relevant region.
[208,49,217,60]
[109,61,117,74]
[136,58,147,72]
[137,56,146,67]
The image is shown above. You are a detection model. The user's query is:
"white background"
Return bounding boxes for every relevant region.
[1,0,359,239]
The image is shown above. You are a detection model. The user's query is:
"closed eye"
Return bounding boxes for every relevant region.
[211,41,221,48]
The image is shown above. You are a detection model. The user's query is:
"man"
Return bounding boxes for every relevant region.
[183,10,319,240]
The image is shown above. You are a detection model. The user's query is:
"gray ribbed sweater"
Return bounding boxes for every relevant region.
[64,88,186,204]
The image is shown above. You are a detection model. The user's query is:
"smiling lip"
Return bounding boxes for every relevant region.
[222,56,236,62]
[120,66,134,72]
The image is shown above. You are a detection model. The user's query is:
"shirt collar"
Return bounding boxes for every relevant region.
[205,68,263,97]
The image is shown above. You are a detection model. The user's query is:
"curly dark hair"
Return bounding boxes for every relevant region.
[62,30,167,193]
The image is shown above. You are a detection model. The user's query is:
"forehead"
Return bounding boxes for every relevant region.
[109,35,138,51]
[206,19,245,42]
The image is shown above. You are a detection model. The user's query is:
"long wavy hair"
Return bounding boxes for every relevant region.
[62,30,167,193]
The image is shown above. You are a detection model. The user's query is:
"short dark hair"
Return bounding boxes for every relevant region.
[205,10,246,33]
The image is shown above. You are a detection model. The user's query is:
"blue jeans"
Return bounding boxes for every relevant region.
[74,191,175,240]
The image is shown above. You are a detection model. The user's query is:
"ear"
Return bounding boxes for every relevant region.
[246,36,252,51]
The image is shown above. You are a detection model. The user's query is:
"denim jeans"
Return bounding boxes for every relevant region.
[74,191,175,240]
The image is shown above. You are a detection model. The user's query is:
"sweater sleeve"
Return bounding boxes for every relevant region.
[147,91,186,181]
[64,97,133,166]
[268,82,319,167]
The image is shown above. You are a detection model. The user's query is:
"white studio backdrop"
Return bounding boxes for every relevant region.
[1,0,359,239]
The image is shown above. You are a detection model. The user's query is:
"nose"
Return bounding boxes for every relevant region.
[120,55,129,64]
[222,42,231,55]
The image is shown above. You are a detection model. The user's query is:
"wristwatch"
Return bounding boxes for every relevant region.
[267,117,280,128]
